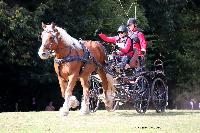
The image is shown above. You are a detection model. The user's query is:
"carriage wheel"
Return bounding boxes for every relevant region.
[134,76,150,114]
[89,75,102,113]
[151,78,168,113]
[89,95,100,113]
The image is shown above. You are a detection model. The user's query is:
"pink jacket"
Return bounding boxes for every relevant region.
[137,32,147,52]
[128,29,147,56]
[98,33,136,57]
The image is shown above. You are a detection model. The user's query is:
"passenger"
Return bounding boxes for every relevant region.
[127,17,147,68]
[95,25,138,69]
[127,18,147,68]
[127,17,147,55]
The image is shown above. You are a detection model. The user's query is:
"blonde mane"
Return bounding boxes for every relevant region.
[55,26,83,49]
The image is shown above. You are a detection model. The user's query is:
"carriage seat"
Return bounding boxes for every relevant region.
[125,55,146,75]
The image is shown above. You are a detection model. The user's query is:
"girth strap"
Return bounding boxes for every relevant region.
[54,43,90,64]
[54,55,88,64]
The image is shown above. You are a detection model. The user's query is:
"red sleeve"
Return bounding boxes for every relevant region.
[119,38,132,53]
[98,33,117,43]
[138,32,147,50]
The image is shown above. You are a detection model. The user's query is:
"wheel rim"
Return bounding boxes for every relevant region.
[88,75,102,112]
[134,76,150,113]
[151,78,168,113]
[89,96,100,113]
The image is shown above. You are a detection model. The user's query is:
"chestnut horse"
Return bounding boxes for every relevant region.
[38,22,113,116]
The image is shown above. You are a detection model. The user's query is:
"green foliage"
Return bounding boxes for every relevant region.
[0,2,37,66]
[141,0,200,108]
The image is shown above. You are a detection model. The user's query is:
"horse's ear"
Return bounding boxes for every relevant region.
[42,22,46,29]
[51,22,56,29]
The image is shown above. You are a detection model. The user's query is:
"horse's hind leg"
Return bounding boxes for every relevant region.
[60,75,79,116]
[79,76,90,115]
[97,68,113,111]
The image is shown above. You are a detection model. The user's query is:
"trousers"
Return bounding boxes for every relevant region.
[115,55,131,68]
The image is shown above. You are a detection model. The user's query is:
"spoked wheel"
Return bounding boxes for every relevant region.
[89,95,100,113]
[89,75,102,113]
[134,76,150,114]
[151,78,168,113]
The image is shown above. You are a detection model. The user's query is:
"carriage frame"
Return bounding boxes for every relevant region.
[89,53,168,114]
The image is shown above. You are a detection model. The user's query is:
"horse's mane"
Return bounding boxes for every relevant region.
[55,26,83,50]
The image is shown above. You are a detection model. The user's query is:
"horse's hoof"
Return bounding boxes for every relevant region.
[80,110,90,115]
[79,107,90,115]
[61,112,69,116]
[59,107,69,116]
[105,101,113,112]
[105,106,111,111]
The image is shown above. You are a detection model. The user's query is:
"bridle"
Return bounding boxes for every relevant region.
[41,29,59,57]
[43,29,58,47]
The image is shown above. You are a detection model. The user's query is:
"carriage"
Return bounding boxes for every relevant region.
[89,51,168,114]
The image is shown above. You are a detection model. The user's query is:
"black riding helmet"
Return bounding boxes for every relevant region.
[117,25,128,33]
[127,18,137,26]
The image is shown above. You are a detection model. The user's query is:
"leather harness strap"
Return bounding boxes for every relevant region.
[54,43,102,76]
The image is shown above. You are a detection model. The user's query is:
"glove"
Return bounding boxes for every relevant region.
[141,48,146,55]
[94,28,102,36]
[114,45,120,50]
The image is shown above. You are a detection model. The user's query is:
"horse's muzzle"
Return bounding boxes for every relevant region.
[38,50,55,59]
[38,51,49,59]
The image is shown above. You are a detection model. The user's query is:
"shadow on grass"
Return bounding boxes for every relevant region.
[116,110,200,117]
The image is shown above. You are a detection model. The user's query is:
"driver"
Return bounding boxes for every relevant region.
[95,25,139,69]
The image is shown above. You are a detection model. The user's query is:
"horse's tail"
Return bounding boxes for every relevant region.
[96,42,117,93]
[91,41,116,98]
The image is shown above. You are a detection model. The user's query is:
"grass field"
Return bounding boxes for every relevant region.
[0,110,200,133]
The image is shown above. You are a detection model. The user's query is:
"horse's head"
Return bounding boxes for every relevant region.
[38,22,60,59]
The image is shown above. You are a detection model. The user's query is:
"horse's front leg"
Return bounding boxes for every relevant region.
[79,76,90,115]
[55,63,67,98]
[58,77,68,98]
[60,75,79,116]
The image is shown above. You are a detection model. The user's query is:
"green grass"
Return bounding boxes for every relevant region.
[0,110,200,133]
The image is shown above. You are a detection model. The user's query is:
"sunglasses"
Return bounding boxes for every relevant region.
[118,32,124,34]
